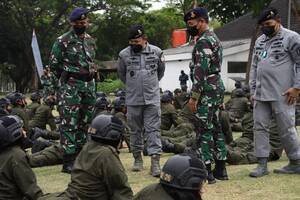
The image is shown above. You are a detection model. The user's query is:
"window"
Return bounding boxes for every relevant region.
[228,62,247,73]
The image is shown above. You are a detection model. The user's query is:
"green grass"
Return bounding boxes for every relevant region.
[34,149,300,200]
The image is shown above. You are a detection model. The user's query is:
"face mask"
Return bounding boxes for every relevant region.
[131,44,143,53]
[73,26,86,35]
[261,26,276,37]
[187,26,199,37]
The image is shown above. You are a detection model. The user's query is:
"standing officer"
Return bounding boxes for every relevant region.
[184,7,228,184]
[117,24,165,177]
[179,70,189,92]
[49,7,97,173]
[249,8,300,177]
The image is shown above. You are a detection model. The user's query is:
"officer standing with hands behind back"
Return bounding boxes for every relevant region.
[117,24,165,177]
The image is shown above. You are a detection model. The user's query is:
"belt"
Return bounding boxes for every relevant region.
[207,72,219,77]
[68,72,94,82]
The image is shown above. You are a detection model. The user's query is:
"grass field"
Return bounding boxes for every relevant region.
[34,148,300,200]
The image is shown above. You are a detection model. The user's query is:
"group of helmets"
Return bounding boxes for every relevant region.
[95,89,126,111]
[161,90,174,103]
[0,115,24,150]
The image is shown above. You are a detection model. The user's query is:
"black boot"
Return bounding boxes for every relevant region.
[249,157,269,178]
[162,139,176,153]
[61,154,76,174]
[213,160,229,180]
[151,154,161,177]
[274,159,300,174]
[206,163,216,184]
[132,152,143,172]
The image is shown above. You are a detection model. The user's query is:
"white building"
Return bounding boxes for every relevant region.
[160,0,300,92]
[161,39,250,92]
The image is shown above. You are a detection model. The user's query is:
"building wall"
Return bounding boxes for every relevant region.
[162,42,250,92]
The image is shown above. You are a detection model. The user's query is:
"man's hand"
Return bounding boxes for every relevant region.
[188,98,198,113]
[282,88,300,105]
[250,95,255,104]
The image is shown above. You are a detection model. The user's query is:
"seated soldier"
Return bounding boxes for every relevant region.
[226,103,283,165]
[29,95,57,131]
[6,92,29,131]
[161,91,183,131]
[27,91,42,120]
[112,96,130,151]
[173,88,185,110]
[0,115,43,199]
[134,154,207,200]
[225,88,248,132]
[94,96,110,116]
[0,97,12,117]
[43,114,133,199]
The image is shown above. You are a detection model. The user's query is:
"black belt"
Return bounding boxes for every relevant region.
[68,72,94,82]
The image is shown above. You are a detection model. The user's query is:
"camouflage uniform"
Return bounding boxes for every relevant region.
[41,71,58,96]
[190,29,226,163]
[225,95,248,131]
[49,30,97,156]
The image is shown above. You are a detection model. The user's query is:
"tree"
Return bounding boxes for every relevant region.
[0,0,149,92]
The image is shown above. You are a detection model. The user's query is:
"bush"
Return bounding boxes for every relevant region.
[97,79,125,94]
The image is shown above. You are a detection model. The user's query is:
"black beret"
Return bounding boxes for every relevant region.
[184,7,209,23]
[69,7,89,22]
[258,7,279,24]
[128,24,145,40]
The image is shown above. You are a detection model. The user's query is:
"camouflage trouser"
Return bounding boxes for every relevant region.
[60,79,96,155]
[195,93,227,164]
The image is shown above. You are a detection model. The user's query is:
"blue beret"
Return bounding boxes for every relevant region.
[258,8,279,24]
[69,7,89,22]
[128,24,145,40]
[184,7,209,23]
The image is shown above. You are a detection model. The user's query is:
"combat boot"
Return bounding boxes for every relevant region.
[132,152,143,172]
[206,163,216,184]
[151,154,161,177]
[249,157,269,177]
[213,160,229,180]
[274,160,300,174]
[162,139,175,153]
[61,154,76,174]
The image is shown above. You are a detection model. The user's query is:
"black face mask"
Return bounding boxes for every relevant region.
[261,26,276,37]
[131,44,143,53]
[73,26,86,35]
[187,26,199,37]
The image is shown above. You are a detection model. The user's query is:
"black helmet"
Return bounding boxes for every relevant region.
[0,115,24,149]
[160,154,207,190]
[96,91,107,98]
[234,81,242,89]
[30,91,42,101]
[114,96,126,110]
[115,89,126,97]
[95,97,109,110]
[233,88,245,97]
[88,114,124,142]
[161,92,172,103]
[0,98,11,108]
[6,92,25,105]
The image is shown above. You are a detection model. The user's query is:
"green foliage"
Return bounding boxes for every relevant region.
[137,7,186,49]
[97,79,125,94]
[167,0,272,24]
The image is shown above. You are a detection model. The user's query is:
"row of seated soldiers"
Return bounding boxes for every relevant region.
[0,87,283,168]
